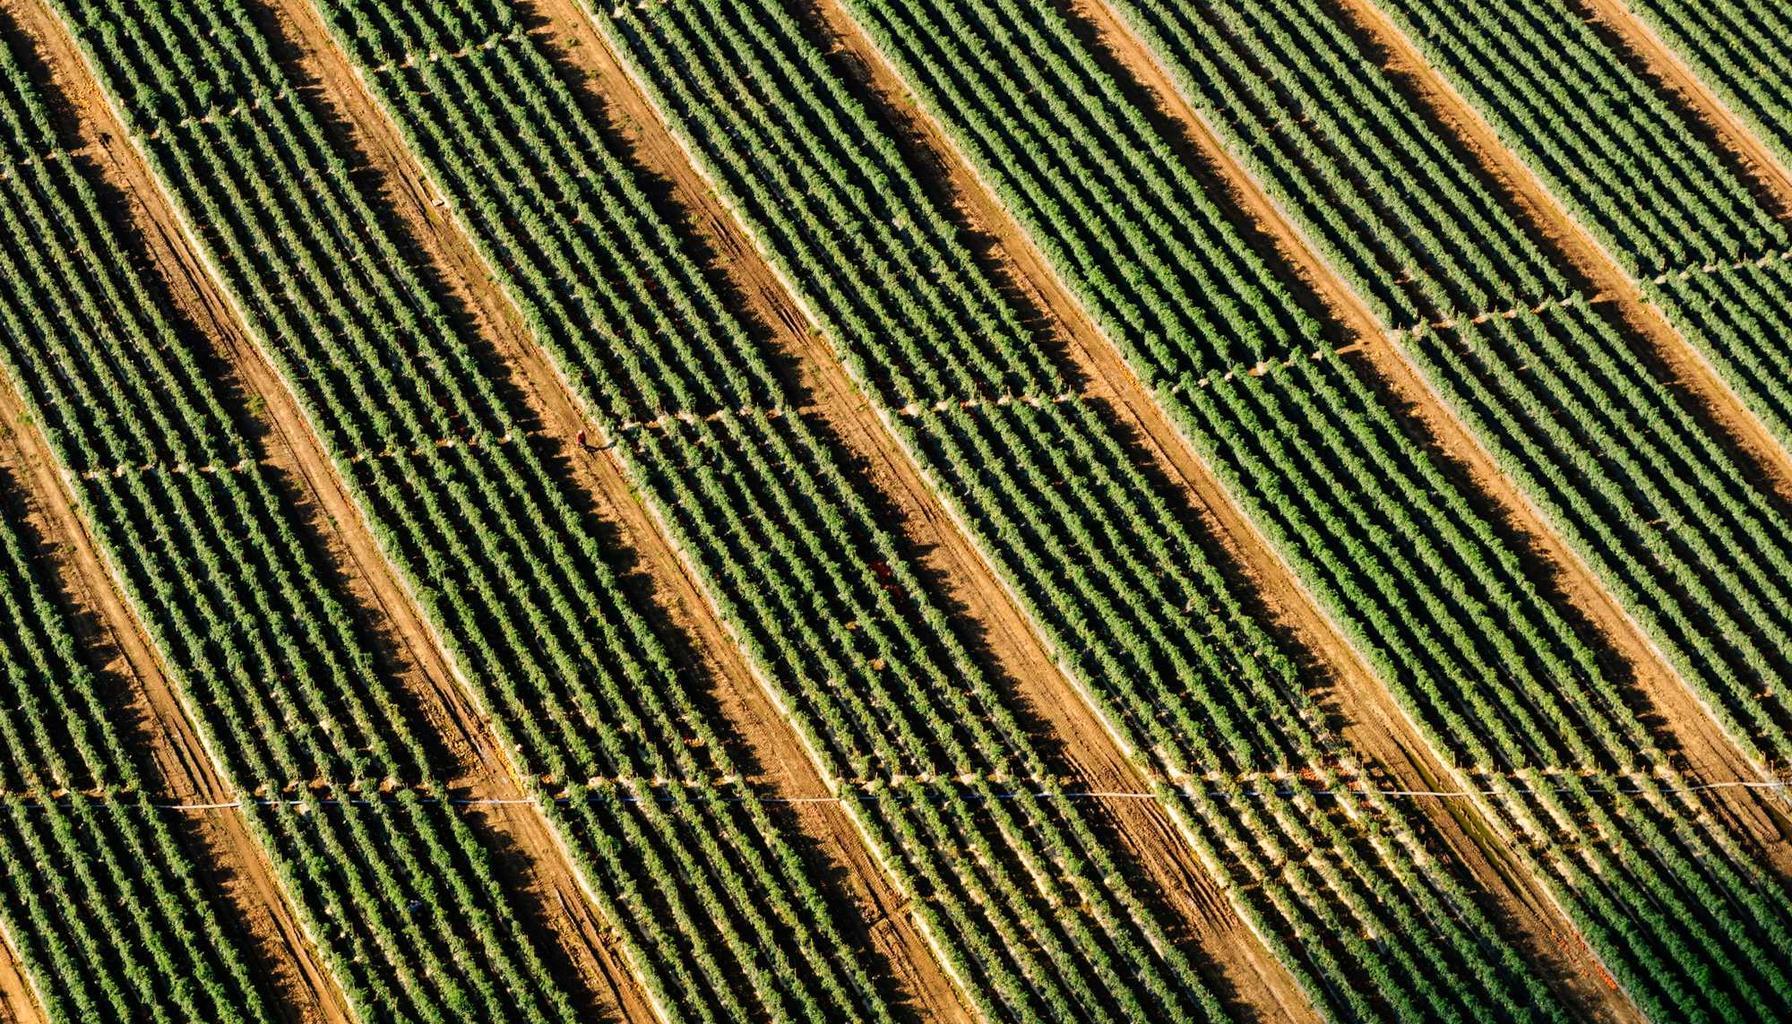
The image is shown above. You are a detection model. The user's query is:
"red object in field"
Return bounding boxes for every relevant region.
[575,430,588,448]
[869,560,894,580]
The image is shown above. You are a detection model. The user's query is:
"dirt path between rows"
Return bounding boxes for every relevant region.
[0,241,350,1024]
[0,928,43,1024]
[263,0,981,1018]
[13,1,662,1020]
[1097,0,1792,985]
[1334,0,1792,869]
[1576,0,1792,215]
[811,0,1651,1017]
[1346,2,1792,512]
[18,0,502,789]
[547,0,1330,1017]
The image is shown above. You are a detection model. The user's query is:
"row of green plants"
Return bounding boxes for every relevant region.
[595,0,1572,1020]
[51,1,918,1021]
[1376,0,1786,277]
[1,11,583,1022]
[1107,0,1792,761]
[0,794,264,1024]
[847,0,1792,1018]
[1375,0,1792,571]
[1128,0,1572,328]
[1122,0,1792,777]
[1623,0,1792,174]
[311,0,1232,1018]
[0,383,272,1024]
[1650,257,1792,445]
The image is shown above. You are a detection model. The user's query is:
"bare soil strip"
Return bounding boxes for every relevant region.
[257,0,985,1018]
[1348,1,1792,512]
[806,0,1661,1016]
[542,0,1335,1017]
[1574,0,1792,214]
[0,282,351,1023]
[0,928,45,1024]
[12,1,664,1020]
[1332,0,1792,862]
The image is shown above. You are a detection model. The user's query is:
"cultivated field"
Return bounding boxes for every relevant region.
[0,0,1787,1021]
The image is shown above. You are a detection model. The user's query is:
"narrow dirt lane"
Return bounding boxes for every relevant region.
[0,929,44,1024]
[805,0,1656,1017]
[264,0,986,1018]
[545,0,1330,1018]
[1332,0,1792,865]
[1575,0,1792,212]
[0,318,352,1024]
[12,1,661,1020]
[1343,0,1792,510]
[0,364,351,1024]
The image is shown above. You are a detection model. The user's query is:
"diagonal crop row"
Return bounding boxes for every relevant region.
[1091,0,1792,1002]
[792,0,1792,1017]
[1364,0,1792,550]
[0,18,595,1021]
[1620,0,1792,177]
[0,468,273,1023]
[589,0,1591,1020]
[41,0,985,1020]
[303,0,1266,1018]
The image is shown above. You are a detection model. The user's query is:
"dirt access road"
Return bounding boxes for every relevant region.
[546,0,1334,1017]
[1330,0,1792,868]
[0,929,41,1024]
[0,195,349,1024]
[1576,0,1792,214]
[806,0,1653,1017]
[11,0,662,1019]
[266,0,983,1017]
[1347,0,1792,511]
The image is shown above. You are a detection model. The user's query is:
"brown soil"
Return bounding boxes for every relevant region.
[805,0,1656,1018]
[1575,0,1792,216]
[1092,0,1792,999]
[164,809,356,1024]
[0,929,44,1024]
[243,0,976,1019]
[0,362,351,1024]
[1345,0,1792,512]
[1332,0,1792,869]
[548,0,1332,1018]
[468,802,662,1024]
[9,1,661,1020]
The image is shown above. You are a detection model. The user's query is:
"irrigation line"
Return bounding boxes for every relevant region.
[8,776,1786,813]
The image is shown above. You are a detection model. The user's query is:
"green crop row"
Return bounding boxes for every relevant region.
[1372,0,1792,604]
[843,0,1792,1017]
[311,0,1244,1017]
[1623,0,1792,174]
[0,447,273,1023]
[0,10,579,1021]
[591,0,1577,1019]
[39,0,935,1020]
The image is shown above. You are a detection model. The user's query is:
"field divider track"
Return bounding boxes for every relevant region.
[1329,0,1792,851]
[0,919,44,1024]
[1339,0,1792,509]
[308,0,1285,1008]
[269,0,988,1018]
[602,0,1637,1015]
[0,249,353,1024]
[803,0,1667,1016]
[525,0,1354,1017]
[1569,0,1792,214]
[8,1,669,1020]
[1092,0,1792,968]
